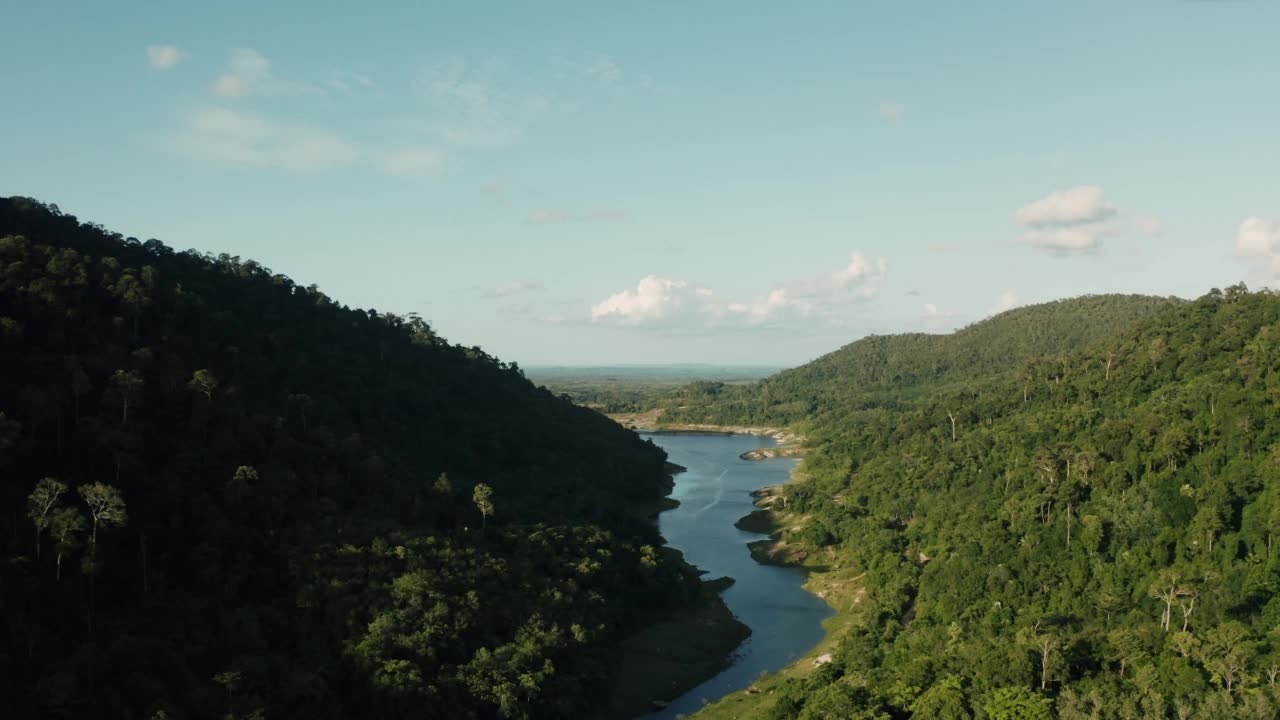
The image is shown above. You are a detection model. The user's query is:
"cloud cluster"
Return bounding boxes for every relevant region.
[590,253,887,329]
[147,45,184,71]
[169,108,441,176]
[1235,217,1280,283]
[1015,185,1161,255]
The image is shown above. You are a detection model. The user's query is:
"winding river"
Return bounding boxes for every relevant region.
[641,432,833,719]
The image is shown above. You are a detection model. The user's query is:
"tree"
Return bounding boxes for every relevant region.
[27,477,67,559]
[112,369,144,424]
[49,507,86,580]
[473,483,494,529]
[1150,568,1187,632]
[983,687,1052,720]
[79,482,128,556]
[1107,628,1146,679]
[1199,622,1256,692]
[187,369,219,401]
[911,676,972,720]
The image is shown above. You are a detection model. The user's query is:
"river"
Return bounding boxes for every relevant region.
[641,432,833,719]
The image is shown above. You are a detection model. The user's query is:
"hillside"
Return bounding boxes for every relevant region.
[660,295,1179,427]
[0,197,706,719]
[695,285,1280,719]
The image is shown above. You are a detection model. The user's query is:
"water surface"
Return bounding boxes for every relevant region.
[641,432,833,719]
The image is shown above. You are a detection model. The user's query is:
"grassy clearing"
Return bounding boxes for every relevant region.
[599,577,752,719]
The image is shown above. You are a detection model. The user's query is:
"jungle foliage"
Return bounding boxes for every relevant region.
[0,197,704,720]
[683,286,1280,718]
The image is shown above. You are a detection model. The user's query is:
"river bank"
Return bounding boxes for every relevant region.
[600,574,751,719]
[689,483,868,719]
[624,432,832,719]
[627,413,867,719]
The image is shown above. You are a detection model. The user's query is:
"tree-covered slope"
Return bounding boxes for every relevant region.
[731,285,1280,718]
[0,197,700,720]
[662,294,1178,427]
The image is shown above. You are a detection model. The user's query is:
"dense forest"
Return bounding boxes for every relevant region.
[0,197,707,719]
[661,295,1178,427]
[681,286,1280,718]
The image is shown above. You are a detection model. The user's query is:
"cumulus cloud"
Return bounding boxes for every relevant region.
[1235,217,1280,285]
[147,45,184,71]
[1015,185,1160,255]
[168,108,442,176]
[590,253,887,329]
[1236,217,1280,257]
[1016,186,1116,226]
[591,276,698,325]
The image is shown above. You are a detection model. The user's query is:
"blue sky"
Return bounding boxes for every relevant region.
[3,1,1280,366]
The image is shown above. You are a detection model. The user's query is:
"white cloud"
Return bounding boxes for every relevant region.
[992,289,1022,315]
[168,108,443,176]
[1236,217,1280,257]
[213,48,317,98]
[788,252,888,302]
[1015,186,1116,226]
[147,45,184,71]
[879,100,904,122]
[591,252,887,329]
[591,276,694,325]
[1015,185,1160,255]
[1235,217,1280,286]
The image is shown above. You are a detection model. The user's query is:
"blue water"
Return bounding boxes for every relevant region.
[640,433,833,719]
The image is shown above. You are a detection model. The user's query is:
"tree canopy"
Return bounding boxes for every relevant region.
[0,196,704,719]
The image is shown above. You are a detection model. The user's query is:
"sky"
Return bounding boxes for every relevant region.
[3,1,1280,366]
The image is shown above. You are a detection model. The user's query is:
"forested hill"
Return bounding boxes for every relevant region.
[661,294,1178,427]
[0,196,698,719]
[709,284,1280,718]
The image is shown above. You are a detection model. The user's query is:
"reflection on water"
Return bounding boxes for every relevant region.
[640,433,833,719]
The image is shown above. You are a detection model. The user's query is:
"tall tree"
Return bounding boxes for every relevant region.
[473,483,494,529]
[26,477,67,560]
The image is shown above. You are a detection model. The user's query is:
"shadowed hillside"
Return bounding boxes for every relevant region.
[0,197,708,720]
